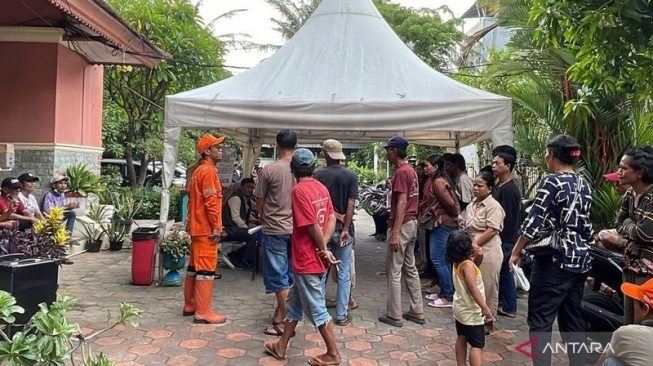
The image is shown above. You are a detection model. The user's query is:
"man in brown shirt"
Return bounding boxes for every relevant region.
[378,136,424,328]
[254,129,297,336]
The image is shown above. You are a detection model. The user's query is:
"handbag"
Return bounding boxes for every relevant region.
[524,177,582,254]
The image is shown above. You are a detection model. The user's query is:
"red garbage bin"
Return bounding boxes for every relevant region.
[131,227,159,286]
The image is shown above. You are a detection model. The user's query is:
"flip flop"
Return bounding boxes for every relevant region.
[263,323,296,337]
[307,355,341,365]
[348,299,359,310]
[378,314,403,327]
[263,342,287,360]
[402,312,426,325]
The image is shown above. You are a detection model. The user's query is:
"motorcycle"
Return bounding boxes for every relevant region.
[581,244,624,363]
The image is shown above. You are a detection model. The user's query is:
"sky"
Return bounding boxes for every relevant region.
[192,0,476,73]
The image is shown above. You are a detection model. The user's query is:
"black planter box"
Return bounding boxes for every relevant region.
[0,255,58,337]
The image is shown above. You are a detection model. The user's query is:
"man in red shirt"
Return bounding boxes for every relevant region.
[0,178,39,230]
[263,148,342,365]
[378,136,424,328]
[183,133,227,324]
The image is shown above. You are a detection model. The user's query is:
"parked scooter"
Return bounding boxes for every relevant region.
[581,244,624,363]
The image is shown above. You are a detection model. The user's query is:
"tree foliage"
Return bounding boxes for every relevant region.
[264,0,463,71]
[456,0,653,229]
[103,0,229,186]
[529,0,653,99]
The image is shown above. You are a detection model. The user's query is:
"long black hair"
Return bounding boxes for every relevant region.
[426,154,454,187]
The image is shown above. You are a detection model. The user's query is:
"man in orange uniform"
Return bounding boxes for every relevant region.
[183,133,227,324]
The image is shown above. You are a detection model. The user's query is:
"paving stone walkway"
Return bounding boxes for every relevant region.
[59,215,548,365]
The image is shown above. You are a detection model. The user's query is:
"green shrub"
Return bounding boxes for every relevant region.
[347,161,387,185]
[102,186,180,220]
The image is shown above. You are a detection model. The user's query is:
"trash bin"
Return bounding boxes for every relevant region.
[131,227,159,286]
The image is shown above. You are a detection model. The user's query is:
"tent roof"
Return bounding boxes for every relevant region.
[164,0,512,148]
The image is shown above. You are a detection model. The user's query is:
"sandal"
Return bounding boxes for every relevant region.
[427,299,452,308]
[263,341,287,360]
[263,323,296,337]
[402,312,425,325]
[308,355,342,365]
[348,299,359,310]
[425,293,439,301]
[378,314,403,327]
[334,315,352,326]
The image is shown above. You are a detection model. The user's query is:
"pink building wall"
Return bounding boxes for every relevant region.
[0,42,103,147]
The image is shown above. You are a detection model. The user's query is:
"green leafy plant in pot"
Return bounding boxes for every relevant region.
[159,230,191,287]
[109,188,143,235]
[101,219,127,251]
[80,204,109,252]
[65,163,104,198]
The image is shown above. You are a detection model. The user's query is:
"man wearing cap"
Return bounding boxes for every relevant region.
[263,148,341,365]
[314,139,358,326]
[378,136,424,327]
[18,173,45,221]
[183,133,227,324]
[255,129,297,336]
[0,177,40,229]
[42,174,79,233]
[596,279,653,366]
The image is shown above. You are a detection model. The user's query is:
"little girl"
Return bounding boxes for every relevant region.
[446,230,493,366]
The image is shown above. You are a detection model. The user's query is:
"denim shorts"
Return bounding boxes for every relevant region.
[261,234,293,294]
[286,273,332,327]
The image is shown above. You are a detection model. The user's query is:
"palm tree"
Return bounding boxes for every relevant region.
[265,0,321,41]
[458,0,653,229]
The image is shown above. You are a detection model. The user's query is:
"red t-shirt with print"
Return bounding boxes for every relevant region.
[389,163,419,227]
[291,178,334,275]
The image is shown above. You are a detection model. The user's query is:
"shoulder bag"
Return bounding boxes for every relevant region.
[525,177,582,254]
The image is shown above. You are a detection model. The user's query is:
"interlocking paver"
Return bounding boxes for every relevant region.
[58,215,533,365]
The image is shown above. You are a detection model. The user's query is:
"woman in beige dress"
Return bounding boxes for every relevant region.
[464,170,505,332]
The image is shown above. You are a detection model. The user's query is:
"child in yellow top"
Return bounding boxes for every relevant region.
[446,230,493,366]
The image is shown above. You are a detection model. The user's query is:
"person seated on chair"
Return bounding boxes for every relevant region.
[17,173,45,221]
[0,177,39,230]
[596,278,653,366]
[222,178,258,269]
[42,174,78,234]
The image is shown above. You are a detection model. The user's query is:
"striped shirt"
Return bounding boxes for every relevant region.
[616,186,653,246]
[519,172,593,273]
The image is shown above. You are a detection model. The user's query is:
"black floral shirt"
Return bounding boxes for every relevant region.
[520,172,593,273]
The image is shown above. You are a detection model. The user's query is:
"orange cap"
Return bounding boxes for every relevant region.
[621,278,653,307]
[196,133,225,154]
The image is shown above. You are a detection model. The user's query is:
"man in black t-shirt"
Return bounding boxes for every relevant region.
[314,139,358,326]
[491,149,522,318]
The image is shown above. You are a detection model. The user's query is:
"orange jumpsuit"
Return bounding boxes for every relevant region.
[187,160,223,274]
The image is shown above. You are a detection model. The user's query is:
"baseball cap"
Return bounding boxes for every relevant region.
[382,136,409,151]
[17,173,39,182]
[622,278,653,307]
[292,148,315,166]
[51,174,69,184]
[1,178,22,189]
[603,172,619,182]
[196,133,225,154]
[322,139,346,161]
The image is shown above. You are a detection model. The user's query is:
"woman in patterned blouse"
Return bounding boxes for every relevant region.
[509,134,593,366]
[614,146,653,325]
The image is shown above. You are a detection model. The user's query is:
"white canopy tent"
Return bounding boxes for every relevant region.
[159,0,512,226]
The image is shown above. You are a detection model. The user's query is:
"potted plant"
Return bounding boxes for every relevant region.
[101,219,127,251]
[65,163,104,198]
[79,204,108,252]
[0,206,70,259]
[110,188,142,235]
[159,230,190,287]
